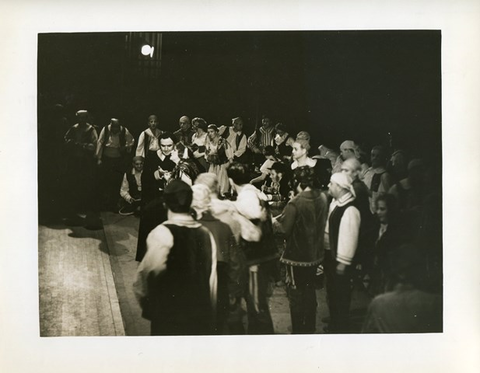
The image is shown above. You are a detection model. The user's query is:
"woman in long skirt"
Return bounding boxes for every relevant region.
[205,124,230,196]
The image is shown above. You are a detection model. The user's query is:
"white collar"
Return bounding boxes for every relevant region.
[145,128,160,137]
[156,149,179,162]
[292,157,317,169]
[335,192,355,207]
[163,212,201,228]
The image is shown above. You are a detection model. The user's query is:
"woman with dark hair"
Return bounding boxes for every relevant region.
[368,193,405,296]
[273,122,294,161]
[250,145,280,185]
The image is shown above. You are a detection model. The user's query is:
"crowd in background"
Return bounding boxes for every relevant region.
[38,105,443,335]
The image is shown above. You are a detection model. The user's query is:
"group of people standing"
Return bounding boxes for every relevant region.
[44,107,442,335]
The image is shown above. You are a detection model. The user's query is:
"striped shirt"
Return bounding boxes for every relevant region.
[247,126,275,153]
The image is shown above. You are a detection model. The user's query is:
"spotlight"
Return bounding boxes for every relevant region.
[141,44,155,58]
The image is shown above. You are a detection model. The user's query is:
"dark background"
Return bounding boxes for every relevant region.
[38,31,441,156]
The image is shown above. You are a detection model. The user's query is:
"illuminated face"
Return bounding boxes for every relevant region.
[232,119,243,132]
[291,142,306,161]
[179,117,191,132]
[160,138,174,155]
[133,160,144,172]
[207,128,217,140]
[270,169,281,182]
[148,116,158,130]
[376,200,388,224]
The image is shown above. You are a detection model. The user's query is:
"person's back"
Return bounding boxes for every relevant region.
[144,223,214,335]
[363,243,442,333]
[363,284,442,333]
[134,179,216,335]
[280,188,328,266]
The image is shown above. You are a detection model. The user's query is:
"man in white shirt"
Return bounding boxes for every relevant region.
[135,114,162,158]
[324,172,361,333]
[219,117,248,163]
[133,179,217,335]
[119,156,144,215]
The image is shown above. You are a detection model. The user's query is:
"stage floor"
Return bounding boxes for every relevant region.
[39,212,370,336]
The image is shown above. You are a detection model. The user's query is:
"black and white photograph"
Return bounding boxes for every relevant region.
[1,1,480,372]
[37,30,443,337]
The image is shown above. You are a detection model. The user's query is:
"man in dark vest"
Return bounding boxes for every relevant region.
[324,172,361,333]
[96,118,135,211]
[119,156,143,215]
[135,114,163,186]
[219,116,249,164]
[133,179,217,335]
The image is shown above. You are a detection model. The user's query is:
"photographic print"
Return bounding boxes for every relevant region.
[37,30,443,337]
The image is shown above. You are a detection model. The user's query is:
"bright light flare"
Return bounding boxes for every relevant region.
[141,45,154,58]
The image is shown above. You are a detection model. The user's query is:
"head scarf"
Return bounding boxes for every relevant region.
[191,184,212,215]
[330,172,356,197]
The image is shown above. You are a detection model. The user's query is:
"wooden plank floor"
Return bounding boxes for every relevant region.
[101,212,150,336]
[39,222,125,336]
[39,214,369,337]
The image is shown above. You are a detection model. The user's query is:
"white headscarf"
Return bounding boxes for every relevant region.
[330,172,356,198]
[191,184,212,218]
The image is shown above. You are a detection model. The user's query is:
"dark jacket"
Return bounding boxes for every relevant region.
[277,189,329,267]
